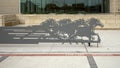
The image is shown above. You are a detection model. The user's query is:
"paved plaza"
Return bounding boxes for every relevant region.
[0,29,120,68]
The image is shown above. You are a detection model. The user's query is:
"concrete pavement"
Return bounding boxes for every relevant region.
[0,56,120,68]
[0,30,120,68]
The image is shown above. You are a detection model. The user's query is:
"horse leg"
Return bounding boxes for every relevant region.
[68,34,72,44]
[88,42,91,46]
[88,35,91,47]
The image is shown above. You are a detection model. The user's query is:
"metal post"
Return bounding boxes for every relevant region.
[30,0,32,13]
[101,0,104,13]
[45,0,47,13]
[35,0,37,13]
[41,0,42,13]
[64,0,65,13]
[87,0,90,12]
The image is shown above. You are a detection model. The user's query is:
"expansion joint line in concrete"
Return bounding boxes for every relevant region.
[0,56,8,62]
[83,43,98,68]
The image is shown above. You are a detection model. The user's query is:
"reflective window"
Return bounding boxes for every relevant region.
[20,0,110,14]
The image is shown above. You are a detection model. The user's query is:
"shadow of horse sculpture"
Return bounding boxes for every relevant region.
[40,18,104,46]
[72,18,104,46]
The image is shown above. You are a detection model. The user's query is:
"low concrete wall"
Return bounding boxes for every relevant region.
[17,14,120,29]
[1,14,120,29]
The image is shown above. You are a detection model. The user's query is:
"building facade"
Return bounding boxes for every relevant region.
[0,0,120,14]
[0,0,120,29]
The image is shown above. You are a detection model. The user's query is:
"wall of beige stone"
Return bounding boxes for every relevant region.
[0,0,19,14]
[110,0,120,13]
[16,14,120,29]
[0,15,3,27]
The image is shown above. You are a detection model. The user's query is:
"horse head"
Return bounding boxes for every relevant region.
[87,18,104,29]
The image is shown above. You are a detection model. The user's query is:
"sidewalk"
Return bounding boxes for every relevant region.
[0,30,120,68]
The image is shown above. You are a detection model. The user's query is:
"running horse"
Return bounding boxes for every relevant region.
[73,18,104,46]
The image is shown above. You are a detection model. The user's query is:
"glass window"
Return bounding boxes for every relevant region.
[20,0,26,13]
[20,0,110,14]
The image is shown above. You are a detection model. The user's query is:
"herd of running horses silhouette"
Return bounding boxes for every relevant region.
[0,18,104,47]
[31,18,104,46]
